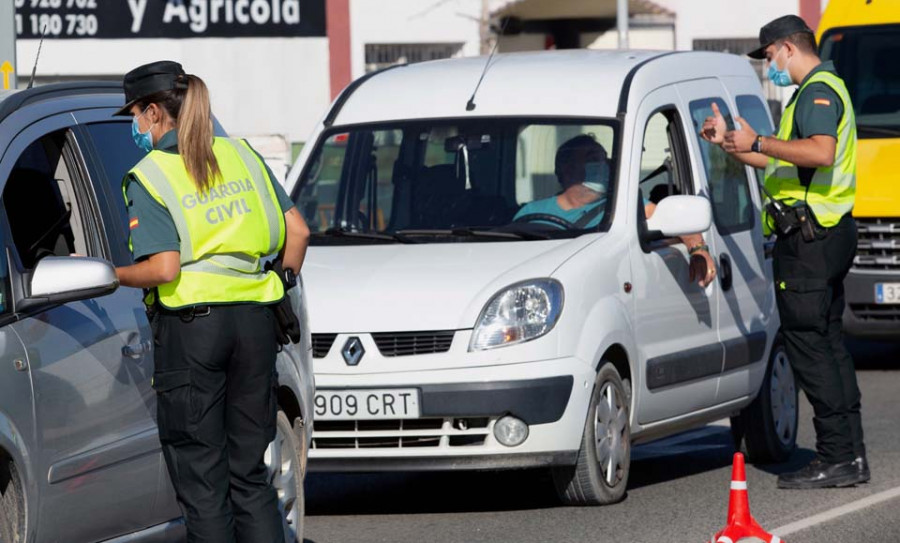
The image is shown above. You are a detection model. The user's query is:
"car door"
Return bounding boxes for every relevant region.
[70,113,191,526]
[679,79,774,405]
[629,85,722,425]
[0,117,159,543]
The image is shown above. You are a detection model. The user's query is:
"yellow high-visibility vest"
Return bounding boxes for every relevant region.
[763,70,857,235]
[127,137,286,309]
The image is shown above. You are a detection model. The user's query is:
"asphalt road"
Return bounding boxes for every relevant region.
[303,339,900,543]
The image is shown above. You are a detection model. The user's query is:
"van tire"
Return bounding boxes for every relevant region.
[0,456,24,543]
[731,339,797,464]
[552,362,631,505]
[268,410,305,542]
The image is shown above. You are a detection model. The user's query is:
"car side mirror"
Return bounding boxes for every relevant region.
[20,256,119,312]
[644,195,712,241]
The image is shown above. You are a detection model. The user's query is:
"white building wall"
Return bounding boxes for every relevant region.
[349,0,507,78]
[653,0,800,51]
[16,37,330,148]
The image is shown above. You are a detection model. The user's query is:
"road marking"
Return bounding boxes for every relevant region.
[772,485,900,536]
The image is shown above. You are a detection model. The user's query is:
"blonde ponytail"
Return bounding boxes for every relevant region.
[178,75,221,193]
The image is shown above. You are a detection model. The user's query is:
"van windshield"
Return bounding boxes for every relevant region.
[821,24,900,139]
[294,119,618,244]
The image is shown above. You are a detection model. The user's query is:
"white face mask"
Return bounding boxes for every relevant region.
[582,161,610,195]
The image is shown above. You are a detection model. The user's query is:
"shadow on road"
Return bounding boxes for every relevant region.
[306,468,559,515]
[847,339,900,370]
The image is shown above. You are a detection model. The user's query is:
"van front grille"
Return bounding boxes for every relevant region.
[311,334,337,358]
[854,219,900,271]
[849,303,900,322]
[311,417,492,450]
[371,331,455,357]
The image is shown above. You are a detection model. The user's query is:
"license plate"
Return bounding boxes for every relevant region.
[314,389,420,420]
[875,283,900,304]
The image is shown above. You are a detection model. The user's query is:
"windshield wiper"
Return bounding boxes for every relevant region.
[857,125,900,137]
[314,227,417,244]
[396,228,550,240]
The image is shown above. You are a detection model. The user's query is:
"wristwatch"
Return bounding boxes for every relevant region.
[282,267,297,289]
[751,135,764,153]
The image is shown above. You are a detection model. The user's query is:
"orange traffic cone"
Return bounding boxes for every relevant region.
[711,453,783,543]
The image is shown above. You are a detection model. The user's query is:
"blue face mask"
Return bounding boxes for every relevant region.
[582,161,610,195]
[767,47,794,87]
[131,109,155,153]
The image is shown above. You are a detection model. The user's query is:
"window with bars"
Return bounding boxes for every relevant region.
[365,43,465,72]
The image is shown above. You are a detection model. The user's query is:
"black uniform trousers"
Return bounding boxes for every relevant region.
[152,303,283,543]
[773,214,865,465]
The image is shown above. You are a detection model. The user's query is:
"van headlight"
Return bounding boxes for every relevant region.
[469,279,564,351]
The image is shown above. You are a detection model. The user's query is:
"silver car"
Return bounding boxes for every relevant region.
[0,82,314,543]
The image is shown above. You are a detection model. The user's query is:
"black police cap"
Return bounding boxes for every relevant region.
[114,60,188,116]
[748,15,815,59]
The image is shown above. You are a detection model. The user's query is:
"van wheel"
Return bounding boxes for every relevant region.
[731,339,797,463]
[0,456,25,543]
[552,362,631,505]
[266,410,305,542]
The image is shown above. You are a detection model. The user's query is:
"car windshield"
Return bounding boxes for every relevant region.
[294,119,618,244]
[820,24,900,139]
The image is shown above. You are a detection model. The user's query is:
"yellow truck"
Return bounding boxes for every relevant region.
[818,0,900,339]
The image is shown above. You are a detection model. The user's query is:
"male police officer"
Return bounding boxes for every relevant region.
[702,15,868,489]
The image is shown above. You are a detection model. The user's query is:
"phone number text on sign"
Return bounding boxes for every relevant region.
[14,0,326,39]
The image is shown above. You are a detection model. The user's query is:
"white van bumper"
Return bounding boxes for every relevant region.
[308,357,597,472]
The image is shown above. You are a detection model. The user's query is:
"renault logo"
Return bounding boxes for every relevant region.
[341,337,365,366]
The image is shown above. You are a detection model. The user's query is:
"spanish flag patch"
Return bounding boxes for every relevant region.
[129,217,139,230]
[813,98,831,106]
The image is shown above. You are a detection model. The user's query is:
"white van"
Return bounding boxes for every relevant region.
[285,50,797,505]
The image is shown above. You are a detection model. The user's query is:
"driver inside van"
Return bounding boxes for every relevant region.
[514,134,717,286]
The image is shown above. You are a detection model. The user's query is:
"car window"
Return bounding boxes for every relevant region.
[736,95,774,190]
[639,109,693,207]
[688,98,754,234]
[80,122,149,231]
[0,225,11,316]
[296,119,619,242]
[1,131,94,269]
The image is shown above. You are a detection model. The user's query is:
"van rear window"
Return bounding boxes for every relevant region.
[821,24,900,139]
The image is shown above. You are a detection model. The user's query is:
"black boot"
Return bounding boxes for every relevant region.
[777,459,859,489]
[852,456,870,484]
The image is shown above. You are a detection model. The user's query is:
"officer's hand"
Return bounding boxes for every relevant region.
[689,250,717,288]
[723,116,758,154]
[700,102,727,145]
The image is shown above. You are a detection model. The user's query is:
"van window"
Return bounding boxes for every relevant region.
[736,95,774,189]
[2,132,92,269]
[296,119,619,243]
[688,98,754,234]
[639,109,693,206]
[821,24,900,139]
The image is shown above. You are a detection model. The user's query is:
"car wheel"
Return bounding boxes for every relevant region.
[0,457,25,543]
[731,339,797,464]
[552,362,631,505]
[266,410,305,542]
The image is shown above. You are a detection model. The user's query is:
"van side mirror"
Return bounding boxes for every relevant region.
[19,256,119,312]
[644,195,712,241]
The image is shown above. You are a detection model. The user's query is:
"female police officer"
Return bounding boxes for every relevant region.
[113,60,310,542]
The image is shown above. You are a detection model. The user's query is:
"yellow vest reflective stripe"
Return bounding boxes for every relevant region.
[762,70,857,235]
[127,137,286,309]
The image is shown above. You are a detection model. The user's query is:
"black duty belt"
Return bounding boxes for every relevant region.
[156,304,212,322]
